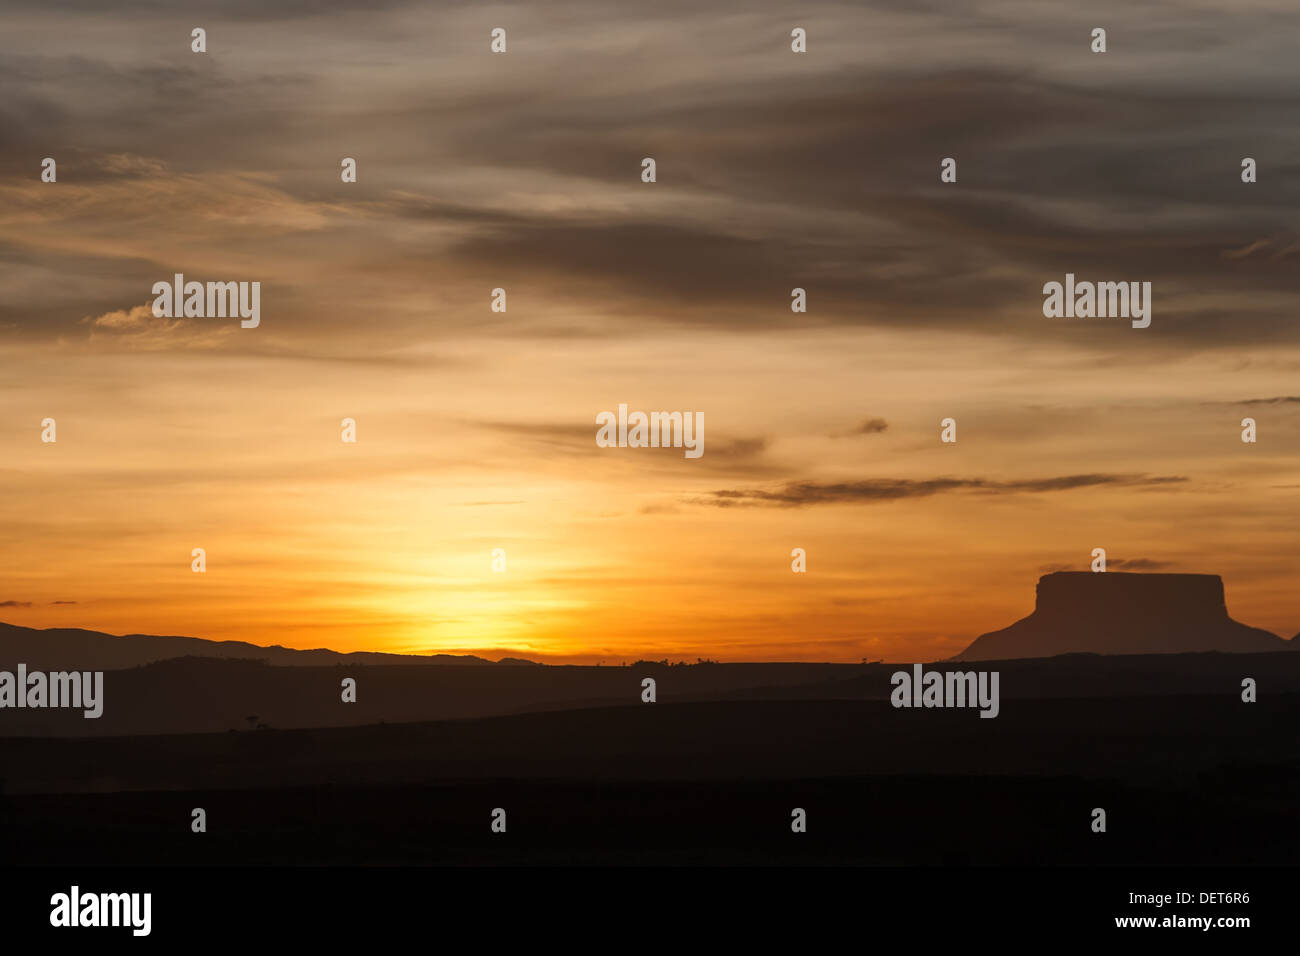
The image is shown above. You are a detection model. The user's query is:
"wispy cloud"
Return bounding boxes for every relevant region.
[831,417,888,437]
[81,302,234,351]
[1039,558,1174,573]
[698,474,1188,508]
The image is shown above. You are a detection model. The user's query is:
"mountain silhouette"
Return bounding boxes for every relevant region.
[954,571,1291,660]
[0,621,528,670]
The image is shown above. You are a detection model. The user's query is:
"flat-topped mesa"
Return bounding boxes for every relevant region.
[1036,571,1228,625]
[955,571,1288,661]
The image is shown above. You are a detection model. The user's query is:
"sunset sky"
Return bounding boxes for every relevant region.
[2,0,1298,662]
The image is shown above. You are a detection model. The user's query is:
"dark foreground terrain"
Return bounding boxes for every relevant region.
[2,694,1296,865]
[6,650,1300,737]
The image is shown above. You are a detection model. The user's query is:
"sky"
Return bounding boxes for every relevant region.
[1,0,1299,662]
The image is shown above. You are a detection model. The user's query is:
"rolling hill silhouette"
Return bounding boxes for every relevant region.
[955,571,1292,660]
[0,621,532,670]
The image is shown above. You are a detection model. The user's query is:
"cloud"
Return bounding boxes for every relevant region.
[1039,558,1174,573]
[698,474,1188,508]
[704,437,769,460]
[832,418,889,437]
[1108,558,1175,570]
[0,2,1298,351]
[1221,239,1273,261]
[0,600,33,608]
[81,302,235,350]
[477,421,596,455]
[475,420,774,473]
[86,303,171,331]
[98,153,168,177]
[49,600,78,605]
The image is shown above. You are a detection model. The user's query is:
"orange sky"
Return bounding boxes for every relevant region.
[2,0,1298,662]
[3,327,1298,662]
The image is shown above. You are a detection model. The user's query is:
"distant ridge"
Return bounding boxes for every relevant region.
[954,572,1291,661]
[0,621,530,670]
